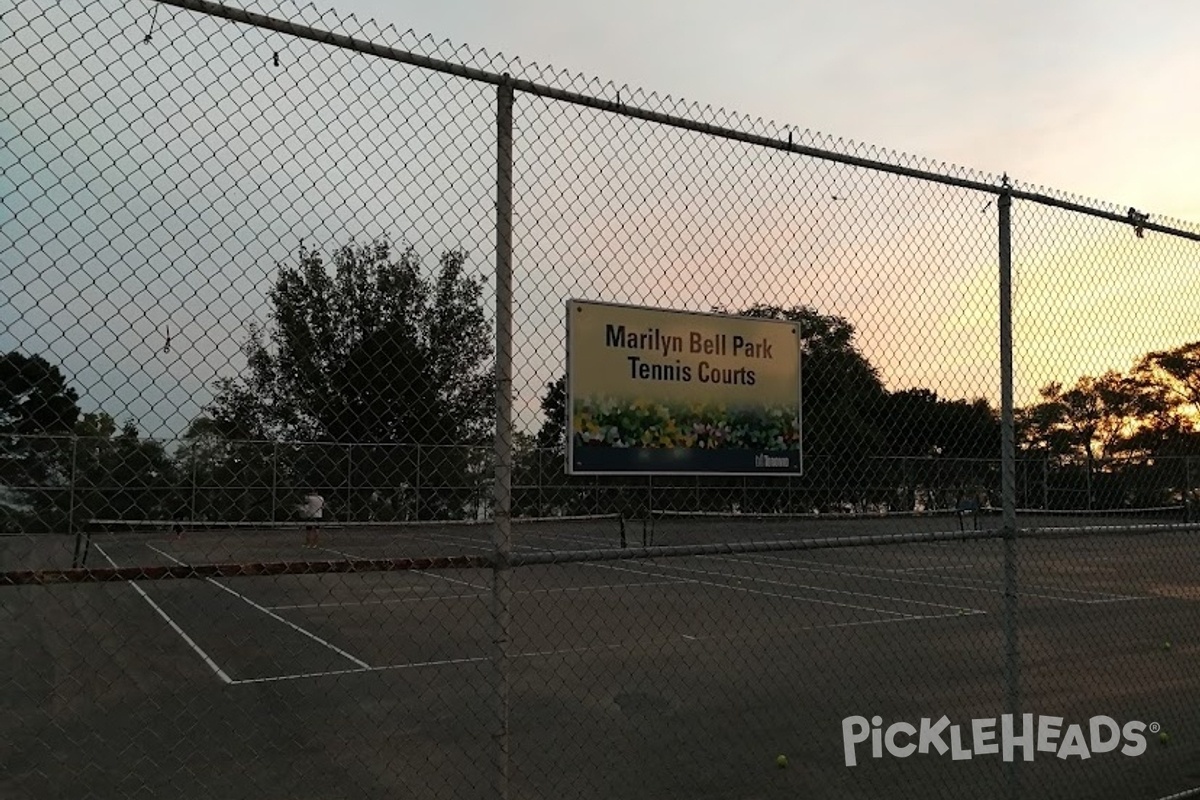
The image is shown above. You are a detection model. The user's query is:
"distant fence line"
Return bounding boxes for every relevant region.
[4,434,1195,531]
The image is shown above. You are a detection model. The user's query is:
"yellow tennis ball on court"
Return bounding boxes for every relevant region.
[1162,640,1171,651]
[776,754,788,768]
[1160,732,1170,745]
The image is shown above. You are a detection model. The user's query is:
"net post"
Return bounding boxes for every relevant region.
[998,181,1020,800]
[490,74,515,800]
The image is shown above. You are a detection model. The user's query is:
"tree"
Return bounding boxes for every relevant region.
[176,416,275,522]
[207,239,495,519]
[735,304,887,510]
[0,352,80,531]
[1134,341,1200,428]
[536,377,567,452]
[876,389,999,510]
[1027,372,1147,508]
[74,412,178,522]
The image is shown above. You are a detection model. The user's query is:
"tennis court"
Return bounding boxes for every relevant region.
[5,511,1199,799]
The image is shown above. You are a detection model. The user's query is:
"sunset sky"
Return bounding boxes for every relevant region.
[336,0,1200,223]
[323,0,1200,421]
[4,0,1199,439]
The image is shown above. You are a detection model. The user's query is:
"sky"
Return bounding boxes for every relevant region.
[332,0,1200,223]
[4,0,1200,442]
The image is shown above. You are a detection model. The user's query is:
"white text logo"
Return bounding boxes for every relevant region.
[842,715,1154,766]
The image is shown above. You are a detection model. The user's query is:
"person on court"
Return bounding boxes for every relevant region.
[300,489,325,548]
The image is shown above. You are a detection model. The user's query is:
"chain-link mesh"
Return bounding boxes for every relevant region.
[4,1,1200,798]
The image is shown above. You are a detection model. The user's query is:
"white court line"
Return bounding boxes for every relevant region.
[447,524,1130,603]
[417,527,963,615]
[270,592,487,610]
[519,528,615,548]
[758,553,1147,604]
[266,580,679,610]
[94,544,232,684]
[898,564,981,572]
[1152,785,1200,800]
[683,608,985,643]
[317,545,488,590]
[774,553,1148,602]
[231,608,977,685]
[145,544,371,669]
[583,561,915,617]
[695,555,977,612]
[767,552,1135,598]
[230,656,479,685]
[415,527,616,556]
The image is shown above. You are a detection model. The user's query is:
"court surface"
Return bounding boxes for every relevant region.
[3,513,1199,799]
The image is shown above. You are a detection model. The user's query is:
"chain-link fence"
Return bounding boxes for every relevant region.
[4,1,1200,798]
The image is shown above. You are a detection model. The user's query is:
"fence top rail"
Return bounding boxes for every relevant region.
[148,0,1200,242]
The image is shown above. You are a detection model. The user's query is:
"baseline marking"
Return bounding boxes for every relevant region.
[320,545,488,590]
[413,527,978,614]
[266,580,678,610]
[146,544,371,669]
[583,561,915,617]
[696,555,977,612]
[760,553,1147,604]
[231,610,975,686]
[94,544,232,684]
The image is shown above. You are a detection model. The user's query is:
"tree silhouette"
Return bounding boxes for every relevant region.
[0,352,81,531]
[207,239,494,519]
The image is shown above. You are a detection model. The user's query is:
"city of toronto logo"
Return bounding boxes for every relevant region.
[842,715,1158,766]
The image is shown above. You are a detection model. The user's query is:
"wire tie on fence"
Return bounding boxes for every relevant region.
[1128,207,1149,238]
[142,4,158,44]
[273,51,280,67]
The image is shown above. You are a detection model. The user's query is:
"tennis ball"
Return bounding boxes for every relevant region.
[1160,732,1170,745]
[1163,640,1172,652]
[776,754,788,768]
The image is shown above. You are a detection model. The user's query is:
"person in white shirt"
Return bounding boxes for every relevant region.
[299,490,325,548]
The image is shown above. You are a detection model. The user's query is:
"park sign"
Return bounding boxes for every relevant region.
[566,299,802,475]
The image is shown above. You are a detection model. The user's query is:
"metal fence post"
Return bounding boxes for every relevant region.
[190,440,198,523]
[536,447,543,517]
[68,437,80,568]
[491,75,515,800]
[1186,456,1194,522]
[998,182,1020,800]
[270,441,278,522]
[1042,452,1049,509]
